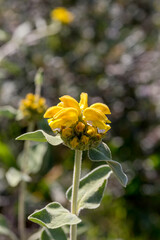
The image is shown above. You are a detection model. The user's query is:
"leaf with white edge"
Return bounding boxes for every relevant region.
[88,142,112,161]
[6,167,31,187]
[28,202,81,229]
[0,106,17,119]
[107,160,128,187]
[0,214,18,240]
[16,130,63,146]
[66,165,112,213]
[18,143,47,174]
[88,142,128,187]
[41,227,67,240]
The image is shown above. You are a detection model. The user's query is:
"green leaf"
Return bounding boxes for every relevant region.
[41,227,67,240]
[88,142,112,161]
[16,130,63,146]
[0,214,18,240]
[88,142,128,187]
[66,165,112,213]
[28,202,81,229]
[18,143,47,174]
[0,106,17,119]
[107,160,128,187]
[6,167,31,187]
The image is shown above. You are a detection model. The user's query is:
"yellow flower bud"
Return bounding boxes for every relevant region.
[26,93,35,101]
[24,100,32,107]
[19,93,47,121]
[70,137,79,149]
[37,108,43,114]
[96,134,102,140]
[81,135,89,145]
[87,126,97,136]
[51,7,74,24]
[39,98,46,106]
[76,122,85,132]
[44,92,111,150]
[32,103,38,109]
[62,128,72,138]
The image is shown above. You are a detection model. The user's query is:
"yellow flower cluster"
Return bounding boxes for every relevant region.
[51,7,74,24]
[19,93,47,121]
[44,93,111,150]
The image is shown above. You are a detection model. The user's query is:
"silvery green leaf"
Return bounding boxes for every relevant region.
[88,142,112,161]
[107,160,128,187]
[66,165,112,213]
[28,202,81,229]
[16,130,63,146]
[88,142,128,187]
[18,143,47,174]
[6,167,31,187]
[41,228,67,240]
[0,106,17,119]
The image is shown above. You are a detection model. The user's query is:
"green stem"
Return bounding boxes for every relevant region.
[70,150,82,240]
[18,122,35,240]
[18,180,26,240]
[35,68,43,99]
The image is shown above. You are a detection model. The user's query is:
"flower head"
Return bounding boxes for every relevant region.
[51,7,74,24]
[44,93,111,150]
[19,93,47,121]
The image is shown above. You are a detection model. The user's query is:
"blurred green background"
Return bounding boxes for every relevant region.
[0,0,160,239]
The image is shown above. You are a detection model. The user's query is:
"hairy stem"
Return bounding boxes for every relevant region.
[18,122,35,240]
[70,150,82,240]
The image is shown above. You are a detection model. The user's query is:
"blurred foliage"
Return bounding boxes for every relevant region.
[0,0,160,239]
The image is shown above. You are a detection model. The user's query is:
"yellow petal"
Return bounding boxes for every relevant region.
[44,106,63,118]
[86,126,97,136]
[79,92,88,110]
[50,118,76,130]
[59,95,80,113]
[54,107,79,122]
[57,102,64,107]
[90,103,111,114]
[49,119,63,129]
[83,108,108,122]
[92,121,111,132]
[48,118,53,123]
